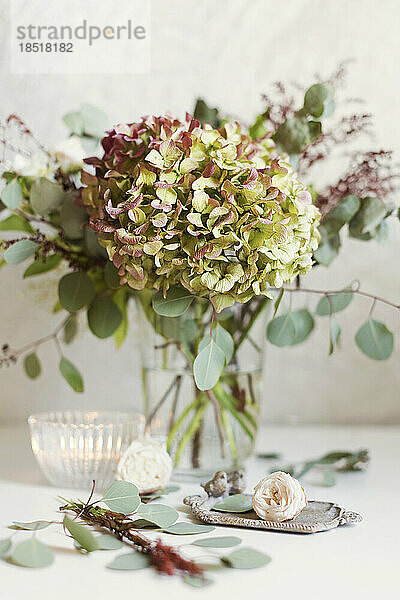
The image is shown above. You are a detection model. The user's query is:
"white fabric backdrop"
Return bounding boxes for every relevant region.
[0,0,399,423]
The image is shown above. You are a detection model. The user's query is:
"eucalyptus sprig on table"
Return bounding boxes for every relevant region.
[259,449,370,487]
[0,481,271,586]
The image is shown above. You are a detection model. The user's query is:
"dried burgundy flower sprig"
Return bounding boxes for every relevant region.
[298,113,373,175]
[60,501,203,579]
[260,81,297,130]
[316,150,400,219]
[0,114,49,164]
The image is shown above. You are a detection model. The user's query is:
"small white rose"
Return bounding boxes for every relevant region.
[117,438,173,495]
[52,136,85,173]
[252,471,307,522]
[12,152,51,177]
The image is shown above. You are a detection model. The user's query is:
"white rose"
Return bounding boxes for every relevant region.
[117,438,173,494]
[52,136,85,173]
[12,152,51,177]
[252,471,306,522]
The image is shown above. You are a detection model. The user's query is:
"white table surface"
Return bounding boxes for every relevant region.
[0,422,399,599]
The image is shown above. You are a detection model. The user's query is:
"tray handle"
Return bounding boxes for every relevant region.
[339,510,363,526]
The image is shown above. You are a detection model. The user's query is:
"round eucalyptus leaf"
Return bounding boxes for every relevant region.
[63,315,78,345]
[101,481,140,514]
[158,314,197,346]
[375,218,391,242]
[313,231,340,266]
[213,494,253,513]
[11,537,54,568]
[349,196,387,236]
[63,111,84,136]
[30,178,65,215]
[304,83,335,119]
[63,516,99,553]
[329,319,341,355]
[273,117,310,155]
[162,522,216,535]
[199,324,234,364]
[355,319,394,361]
[23,353,41,379]
[193,98,221,128]
[12,520,52,531]
[104,262,121,289]
[316,291,353,316]
[322,195,360,238]
[135,503,179,528]
[221,547,271,570]
[87,295,122,339]
[152,286,194,317]
[1,179,23,209]
[58,271,95,312]
[107,552,150,571]
[266,312,297,347]
[291,309,314,345]
[59,357,84,393]
[80,103,108,138]
[249,114,268,140]
[192,536,241,548]
[193,339,226,391]
[183,574,213,587]
[129,518,160,530]
[0,537,11,558]
[84,227,108,258]
[60,196,87,240]
[4,239,38,264]
[96,534,123,551]
[23,254,61,278]
[307,120,322,141]
[0,214,34,234]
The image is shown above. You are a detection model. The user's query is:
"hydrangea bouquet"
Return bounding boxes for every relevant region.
[1,70,398,473]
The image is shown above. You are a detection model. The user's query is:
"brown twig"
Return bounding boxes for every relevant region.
[146,375,182,429]
[0,315,70,367]
[285,282,400,311]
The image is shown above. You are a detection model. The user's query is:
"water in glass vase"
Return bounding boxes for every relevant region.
[137,292,266,478]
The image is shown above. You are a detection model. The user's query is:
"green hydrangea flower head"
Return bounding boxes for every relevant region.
[81,114,320,311]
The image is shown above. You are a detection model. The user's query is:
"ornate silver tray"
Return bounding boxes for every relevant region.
[183,472,362,534]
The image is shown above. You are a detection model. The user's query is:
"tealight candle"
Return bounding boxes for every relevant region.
[28,410,145,490]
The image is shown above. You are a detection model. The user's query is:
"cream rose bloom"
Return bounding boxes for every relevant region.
[252,471,306,522]
[12,152,50,177]
[117,438,173,494]
[52,136,85,173]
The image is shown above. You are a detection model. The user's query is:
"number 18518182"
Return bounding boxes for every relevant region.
[19,42,73,52]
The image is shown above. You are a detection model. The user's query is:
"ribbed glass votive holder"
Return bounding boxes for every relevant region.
[28,410,145,490]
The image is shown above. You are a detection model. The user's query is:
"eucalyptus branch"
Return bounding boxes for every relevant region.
[285,282,400,311]
[0,232,104,271]
[14,207,64,233]
[0,315,70,367]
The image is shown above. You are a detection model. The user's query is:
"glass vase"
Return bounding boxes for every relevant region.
[137,294,266,478]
